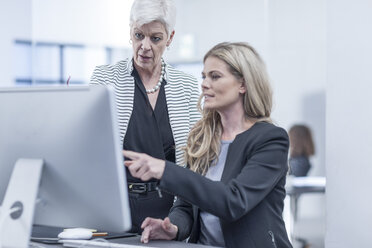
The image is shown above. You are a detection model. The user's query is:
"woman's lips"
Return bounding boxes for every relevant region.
[139,54,152,62]
[204,94,214,100]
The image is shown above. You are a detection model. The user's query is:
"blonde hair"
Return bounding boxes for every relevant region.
[288,124,315,157]
[185,42,273,175]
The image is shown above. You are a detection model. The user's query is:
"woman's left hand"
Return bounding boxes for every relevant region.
[140,217,178,243]
[123,150,166,181]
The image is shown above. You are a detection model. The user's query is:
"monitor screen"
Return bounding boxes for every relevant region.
[0,86,131,233]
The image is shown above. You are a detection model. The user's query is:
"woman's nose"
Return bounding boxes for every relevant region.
[141,38,151,51]
[201,79,210,89]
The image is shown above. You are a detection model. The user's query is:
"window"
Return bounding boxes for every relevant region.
[14,40,130,85]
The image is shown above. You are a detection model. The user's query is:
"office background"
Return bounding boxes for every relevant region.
[0,0,371,247]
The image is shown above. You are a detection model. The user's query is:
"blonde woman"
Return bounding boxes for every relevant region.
[124,42,292,248]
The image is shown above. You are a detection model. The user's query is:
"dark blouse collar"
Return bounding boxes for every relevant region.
[127,58,170,83]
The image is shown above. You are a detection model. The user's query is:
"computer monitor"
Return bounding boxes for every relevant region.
[0,86,131,246]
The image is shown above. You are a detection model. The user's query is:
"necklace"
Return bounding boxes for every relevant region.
[146,59,165,94]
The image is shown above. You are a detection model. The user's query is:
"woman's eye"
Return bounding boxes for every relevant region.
[134,33,144,40]
[211,74,221,80]
[201,74,206,80]
[151,36,161,42]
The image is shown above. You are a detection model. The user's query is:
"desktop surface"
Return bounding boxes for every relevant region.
[34,236,220,248]
[31,225,137,244]
[29,224,219,248]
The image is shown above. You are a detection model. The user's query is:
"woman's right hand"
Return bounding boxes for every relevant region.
[140,217,178,243]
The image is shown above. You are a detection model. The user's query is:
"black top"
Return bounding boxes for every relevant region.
[123,67,175,183]
[161,122,292,248]
[289,155,311,177]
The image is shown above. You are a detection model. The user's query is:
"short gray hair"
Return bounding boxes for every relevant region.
[130,0,177,37]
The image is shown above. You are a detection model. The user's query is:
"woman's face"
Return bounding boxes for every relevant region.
[130,21,174,72]
[201,56,246,112]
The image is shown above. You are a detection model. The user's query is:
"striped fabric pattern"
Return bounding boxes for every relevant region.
[90,58,201,167]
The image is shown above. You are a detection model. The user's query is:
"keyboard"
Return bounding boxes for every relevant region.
[60,239,157,248]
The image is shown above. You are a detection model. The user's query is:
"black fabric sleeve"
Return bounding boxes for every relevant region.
[167,195,194,241]
[159,126,289,222]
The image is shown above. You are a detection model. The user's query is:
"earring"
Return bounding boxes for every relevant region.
[167,45,170,51]
[129,39,132,45]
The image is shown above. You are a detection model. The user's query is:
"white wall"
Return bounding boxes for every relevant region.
[168,0,267,62]
[0,0,31,86]
[268,0,326,177]
[32,0,133,47]
[326,0,372,247]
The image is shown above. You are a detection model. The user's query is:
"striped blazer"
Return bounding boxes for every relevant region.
[90,58,201,166]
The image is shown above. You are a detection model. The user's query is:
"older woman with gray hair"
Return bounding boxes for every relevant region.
[90,0,200,233]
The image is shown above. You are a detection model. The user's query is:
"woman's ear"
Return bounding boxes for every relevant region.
[167,30,175,47]
[239,81,247,94]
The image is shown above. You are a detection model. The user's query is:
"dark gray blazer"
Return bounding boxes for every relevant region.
[158,122,292,248]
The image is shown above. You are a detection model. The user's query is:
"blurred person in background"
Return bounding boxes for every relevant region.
[288,124,315,177]
[90,0,200,233]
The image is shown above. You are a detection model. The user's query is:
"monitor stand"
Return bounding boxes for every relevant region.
[0,159,44,248]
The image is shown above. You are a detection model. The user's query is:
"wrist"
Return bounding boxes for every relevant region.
[172,224,178,240]
[156,160,166,179]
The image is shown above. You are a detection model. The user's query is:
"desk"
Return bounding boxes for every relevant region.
[31,236,218,248]
[286,176,326,222]
[285,176,326,246]
[29,224,218,248]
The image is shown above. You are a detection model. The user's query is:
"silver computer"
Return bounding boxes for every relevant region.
[0,85,131,247]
